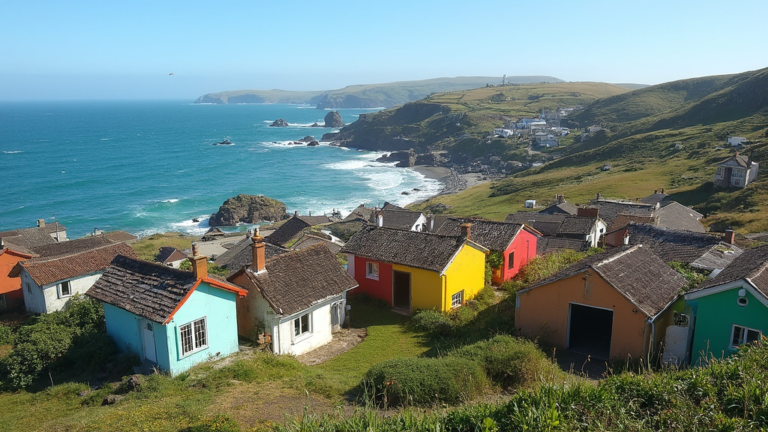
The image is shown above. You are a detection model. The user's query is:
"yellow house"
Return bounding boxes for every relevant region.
[341,224,488,313]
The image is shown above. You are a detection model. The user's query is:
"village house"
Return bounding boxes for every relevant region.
[539,195,578,216]
[435,219,540,283]
[588,193,704,233]
[86,247,247,375]
[714,152,759,188]
[228,236,357,355]
[516,245,688,360]
[341,225,488,313]
[506,210,606,249]
[11,242,137,314]
[372,209,427,232]
[214,234,289,276]
[493,128,515,138]
[156,247,187,268]
[0,219,68,244]
[685,245,768,366]
[727,137,747,146]
[0,245,34,311]
[266,212,334,247]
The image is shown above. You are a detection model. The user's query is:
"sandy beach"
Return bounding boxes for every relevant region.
[409,165,491,195]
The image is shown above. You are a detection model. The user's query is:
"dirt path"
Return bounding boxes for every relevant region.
[296,328,367,366]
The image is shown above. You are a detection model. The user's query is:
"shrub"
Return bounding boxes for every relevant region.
[500,279,525,294]
[448,305,477,327]
[362,357,486,406]
[450,335,557,389]
[0,325,13,345]
[410,310,451,334]
[474,285,496,309]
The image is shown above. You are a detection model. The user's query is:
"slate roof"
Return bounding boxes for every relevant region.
[0,226,58,252]
[266,216,312,246]
[157,247,187,264]
[434,218,526,251]
[379,209,424,231]
[605,214,658,233]
[341,226,486,273]
[558,216,598,236]
[626,224,742,270]
[214,236,290,275]
[16,243,138,286]
[292,235,342,254]
[536,236,590,255]
[639,193,668,206]
[523,245,687,317]
[430,215,455,233]
[244,243,358,316]
[298,216,333,226]
[30,236,115,258]
[539,201,578,216]
[100,231,138,243]
[586,200,656,225]
[655,202,705,233]
[717,154,752,168]
[87,255,245,323]
[505,213,567,236]
[382,202,404,210]
[344,204,375,222]
[692,245,768,295]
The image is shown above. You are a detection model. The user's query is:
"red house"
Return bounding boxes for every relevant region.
[0,247,34,311]
[435,219,540,283]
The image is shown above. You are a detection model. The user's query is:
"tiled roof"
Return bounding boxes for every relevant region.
[379,209,424,231]
[586,200,656,225]
[382,202,404,210]
[0,226,57,251]
[292,235,342,254]
[558,216,597,236]
[626,224,741,270]
[343,204,375,222]
[524,245,687,317]
[266,216,312,246]
[639,193,668,206]
[430,215,456,233]
[692,245,768,295]
[434,219,525,251]
[536,236,589,255]
[539,201,578,215]
[341,225,483,273]
[505,213,566,236]
[717,154,751,168]
[606,214,657,233]
[18,243,138,286]
[100,231,138,243]
[157,247,187,264]
[298,215,333,226]
[214,236,290,275]
[244,244,358,316]
[30,235,115,258]
[655,202,705,233]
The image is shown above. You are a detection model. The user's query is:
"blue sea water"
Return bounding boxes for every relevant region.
[0,101,441,238]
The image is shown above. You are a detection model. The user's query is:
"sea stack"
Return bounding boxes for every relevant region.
[270,119,289,127]
[324,111,344,128]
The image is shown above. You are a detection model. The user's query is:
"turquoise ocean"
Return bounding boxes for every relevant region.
[0,101,442,238]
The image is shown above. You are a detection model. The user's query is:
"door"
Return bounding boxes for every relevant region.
[392,271,411,311]
[568,303,613,360]
[331,303,340,329]
[142,322,157,362]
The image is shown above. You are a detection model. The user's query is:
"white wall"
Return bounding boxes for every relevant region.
[271,294,346,356]
[22,270,102,314]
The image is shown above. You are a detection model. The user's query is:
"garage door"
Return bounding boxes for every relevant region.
[568,303,613,359]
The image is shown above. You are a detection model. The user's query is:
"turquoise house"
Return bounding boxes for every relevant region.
[685,245,768,366]
[86,249,247,375]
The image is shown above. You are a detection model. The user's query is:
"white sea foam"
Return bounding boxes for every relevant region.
[161,199,179,203]
[100,138,113,141]
[2,150,23,154]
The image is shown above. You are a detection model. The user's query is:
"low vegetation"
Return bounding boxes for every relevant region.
[501,248,602,294]
[131,232,195,261]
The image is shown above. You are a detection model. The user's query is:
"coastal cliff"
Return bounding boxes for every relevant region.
[209,194,288,226]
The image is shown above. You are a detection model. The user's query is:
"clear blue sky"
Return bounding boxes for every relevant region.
[2,0,767,100]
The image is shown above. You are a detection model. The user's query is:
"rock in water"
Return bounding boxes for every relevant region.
[209,194,288,226]
[298,136,315,143]
[324,111,345,128]
[270,119,289,127]
[306,140,320,146]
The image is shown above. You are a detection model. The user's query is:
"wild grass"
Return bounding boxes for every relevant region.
[130,232,196,261]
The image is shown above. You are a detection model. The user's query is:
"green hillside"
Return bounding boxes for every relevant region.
[193,76,563,108]
[397,68,768,232]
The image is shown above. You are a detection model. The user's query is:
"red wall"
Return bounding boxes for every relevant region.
[349,256,393,305]
[0,250,30,310]
[502,229,538,280]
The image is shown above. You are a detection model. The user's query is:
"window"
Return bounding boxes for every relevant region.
[59,281,72,298]
[179,318,208,356]
[366,262,379,280]
[507,251,515,270]
[451,290,464,308]
[731,325,762,348]
[294,313,311,337]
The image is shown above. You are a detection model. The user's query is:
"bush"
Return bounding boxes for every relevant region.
[474,285,496,309]
[362,357,486,406]
[0,325,13,345]
[450,335,557,389]
[448,305,477,327]
[410,310,451,334]
[500,279,525,294]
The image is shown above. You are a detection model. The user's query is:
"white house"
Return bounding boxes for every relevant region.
[727,137,747,146]
[156,246,188,268]
[493,128,515,138]
[376,209,428,232]
[229,236,357,356]
[11,243,137,314]
[715,152,759,188]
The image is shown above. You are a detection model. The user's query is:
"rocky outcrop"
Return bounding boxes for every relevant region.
[209,194,288,226]
[270,119,289,127]
[306,140,320,146]
[310,122,321,127]
[298,136,315,143]
[324,111,345,128]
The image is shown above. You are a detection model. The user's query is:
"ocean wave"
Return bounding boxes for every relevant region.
[161,199,179,203]
[100,138,113,141]
[2,150,23,154]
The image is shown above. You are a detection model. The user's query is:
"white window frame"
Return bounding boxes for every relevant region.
[179,317,208,357]
[59,281,72,298]
[293,312,312,342]
[451,290,464,308]
[730,324,762,349]
[366,262,379,280]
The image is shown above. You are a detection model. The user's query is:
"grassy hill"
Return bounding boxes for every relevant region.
[397,68,768,232]
[193,76,563,108]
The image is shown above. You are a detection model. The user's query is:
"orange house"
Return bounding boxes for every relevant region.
[515,245,686,360]
[0,247,34,311]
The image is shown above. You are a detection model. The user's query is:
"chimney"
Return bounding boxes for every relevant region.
[577,208,599,218]
[376,212,384,227]
[37,219,45,228]
[460,223,472,241]
[427,214,435,232]
[654,189,658,194]
[596,192,601,200]
[189,243,208,279]
[251,234,266,272]
[661,188,664,194]
[556,194,565,204]
[294,210,299,217]
[623,229,630,245]
[723,228,736,245]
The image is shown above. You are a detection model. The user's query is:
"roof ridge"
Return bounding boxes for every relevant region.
[24,242,130,264]
[113,254,196,278]
[594,244,641,267]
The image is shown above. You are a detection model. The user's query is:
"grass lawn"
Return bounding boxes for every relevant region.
[130,232,197,261]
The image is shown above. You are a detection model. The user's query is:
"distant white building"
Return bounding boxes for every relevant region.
[727,137,747,146]
[715,152,759,188]
[493,128,515,138]
[525,200,536,208]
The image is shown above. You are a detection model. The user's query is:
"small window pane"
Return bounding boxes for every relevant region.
[194,318,207,349]
[180,323,193,355]
[508,252,515,270]
[746,329,761,344]
[451,291,463,308]
[61,281,71,297]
